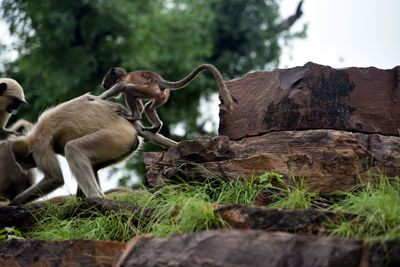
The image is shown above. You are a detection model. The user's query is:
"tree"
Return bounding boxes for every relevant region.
[0,0,305,184]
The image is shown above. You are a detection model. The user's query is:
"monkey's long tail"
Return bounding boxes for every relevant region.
[160,64,234,113]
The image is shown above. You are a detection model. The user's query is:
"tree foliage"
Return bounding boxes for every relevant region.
[0,0,306,183]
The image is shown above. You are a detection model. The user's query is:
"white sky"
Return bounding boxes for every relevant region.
[279,0,400,69]
[3,0,400,199]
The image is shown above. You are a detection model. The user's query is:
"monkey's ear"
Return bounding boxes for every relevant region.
[0,82,7,95]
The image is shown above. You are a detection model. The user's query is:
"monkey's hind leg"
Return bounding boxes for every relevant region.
[143,100,163,133]
[65,125,137,199]
[65,136,105,199]
[112,96,143,122]
[76,171,100,198]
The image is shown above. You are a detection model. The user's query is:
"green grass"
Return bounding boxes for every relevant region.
[266,175,318,210]
[29,211,140,241]
[328,176,400,240]
[19,170,400,242]
[25,174,267,241]
[27,198,140,241]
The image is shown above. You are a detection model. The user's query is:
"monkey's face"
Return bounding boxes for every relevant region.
[0,79,26,112]
[101,67,127,90]
[6,97,25,113]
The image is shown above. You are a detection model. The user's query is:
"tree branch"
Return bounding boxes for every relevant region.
[274,0,304,33]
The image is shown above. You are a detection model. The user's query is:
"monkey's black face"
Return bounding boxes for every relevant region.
[102,77,115,90]
[6,98,25,113]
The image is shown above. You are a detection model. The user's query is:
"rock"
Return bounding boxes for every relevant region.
[143,130,400,193]
[367,241,400,267]
[254,187,285,206]
[0,197,153,230]
[115,229,363,267]
[0,239,125,267]
[0,204,44,230]
[214,204,355,234]
[219,62,400,139]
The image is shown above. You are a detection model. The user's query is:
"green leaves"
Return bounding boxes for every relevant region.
[1,0,306,181]
[0,227,23,241]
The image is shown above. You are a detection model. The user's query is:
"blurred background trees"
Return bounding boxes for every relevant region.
[0,0,306,184]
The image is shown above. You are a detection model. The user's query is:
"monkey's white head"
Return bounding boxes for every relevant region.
[0,78,27,113]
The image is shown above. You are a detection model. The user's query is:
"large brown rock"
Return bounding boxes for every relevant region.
[116,230,363,267]
[0,239,125,266]
[219,62,400,139]
[214,204,355,234]
[143,130,400,193]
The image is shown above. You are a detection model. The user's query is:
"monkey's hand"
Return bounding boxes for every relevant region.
[0,128,22,140]
[114,108,142,122]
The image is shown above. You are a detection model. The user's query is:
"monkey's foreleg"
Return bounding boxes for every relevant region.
[132,121,177,148]
[98,81,127,100]
[10,146,64,205]
[9,177,62,205]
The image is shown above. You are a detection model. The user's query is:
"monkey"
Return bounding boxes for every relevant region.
[9,119,33,135]
[0,119,36,200]
[0,78,27,140]
[98,63,234,133]
[7,94,176,205]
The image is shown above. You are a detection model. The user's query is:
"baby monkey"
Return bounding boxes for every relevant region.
[99,64,234,133]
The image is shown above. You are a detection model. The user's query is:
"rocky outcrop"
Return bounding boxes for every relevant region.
[214,204,355,234]
[143,130,400,193]
[116,229,400,267]
[0,239,125,267]
[2,63,399,266]
[1,230,399,266]
[219,62,400,139]
[116,230,362,267]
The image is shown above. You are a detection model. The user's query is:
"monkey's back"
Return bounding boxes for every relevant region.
[125,70,163,85]
[30,94,136,154]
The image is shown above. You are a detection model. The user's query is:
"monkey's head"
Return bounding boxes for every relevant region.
[0,78,27,113]
[101,67,128,90]
[10,119,33,135]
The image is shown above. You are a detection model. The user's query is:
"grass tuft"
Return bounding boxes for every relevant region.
[328,176,400,240]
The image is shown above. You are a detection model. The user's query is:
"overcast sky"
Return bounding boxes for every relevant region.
[279,0,400,69]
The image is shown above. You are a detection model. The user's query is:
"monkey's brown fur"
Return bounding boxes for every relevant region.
[0,78,26,140]
[0,119,35,200]
[8,95,140,205]
[99,64,234,133]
